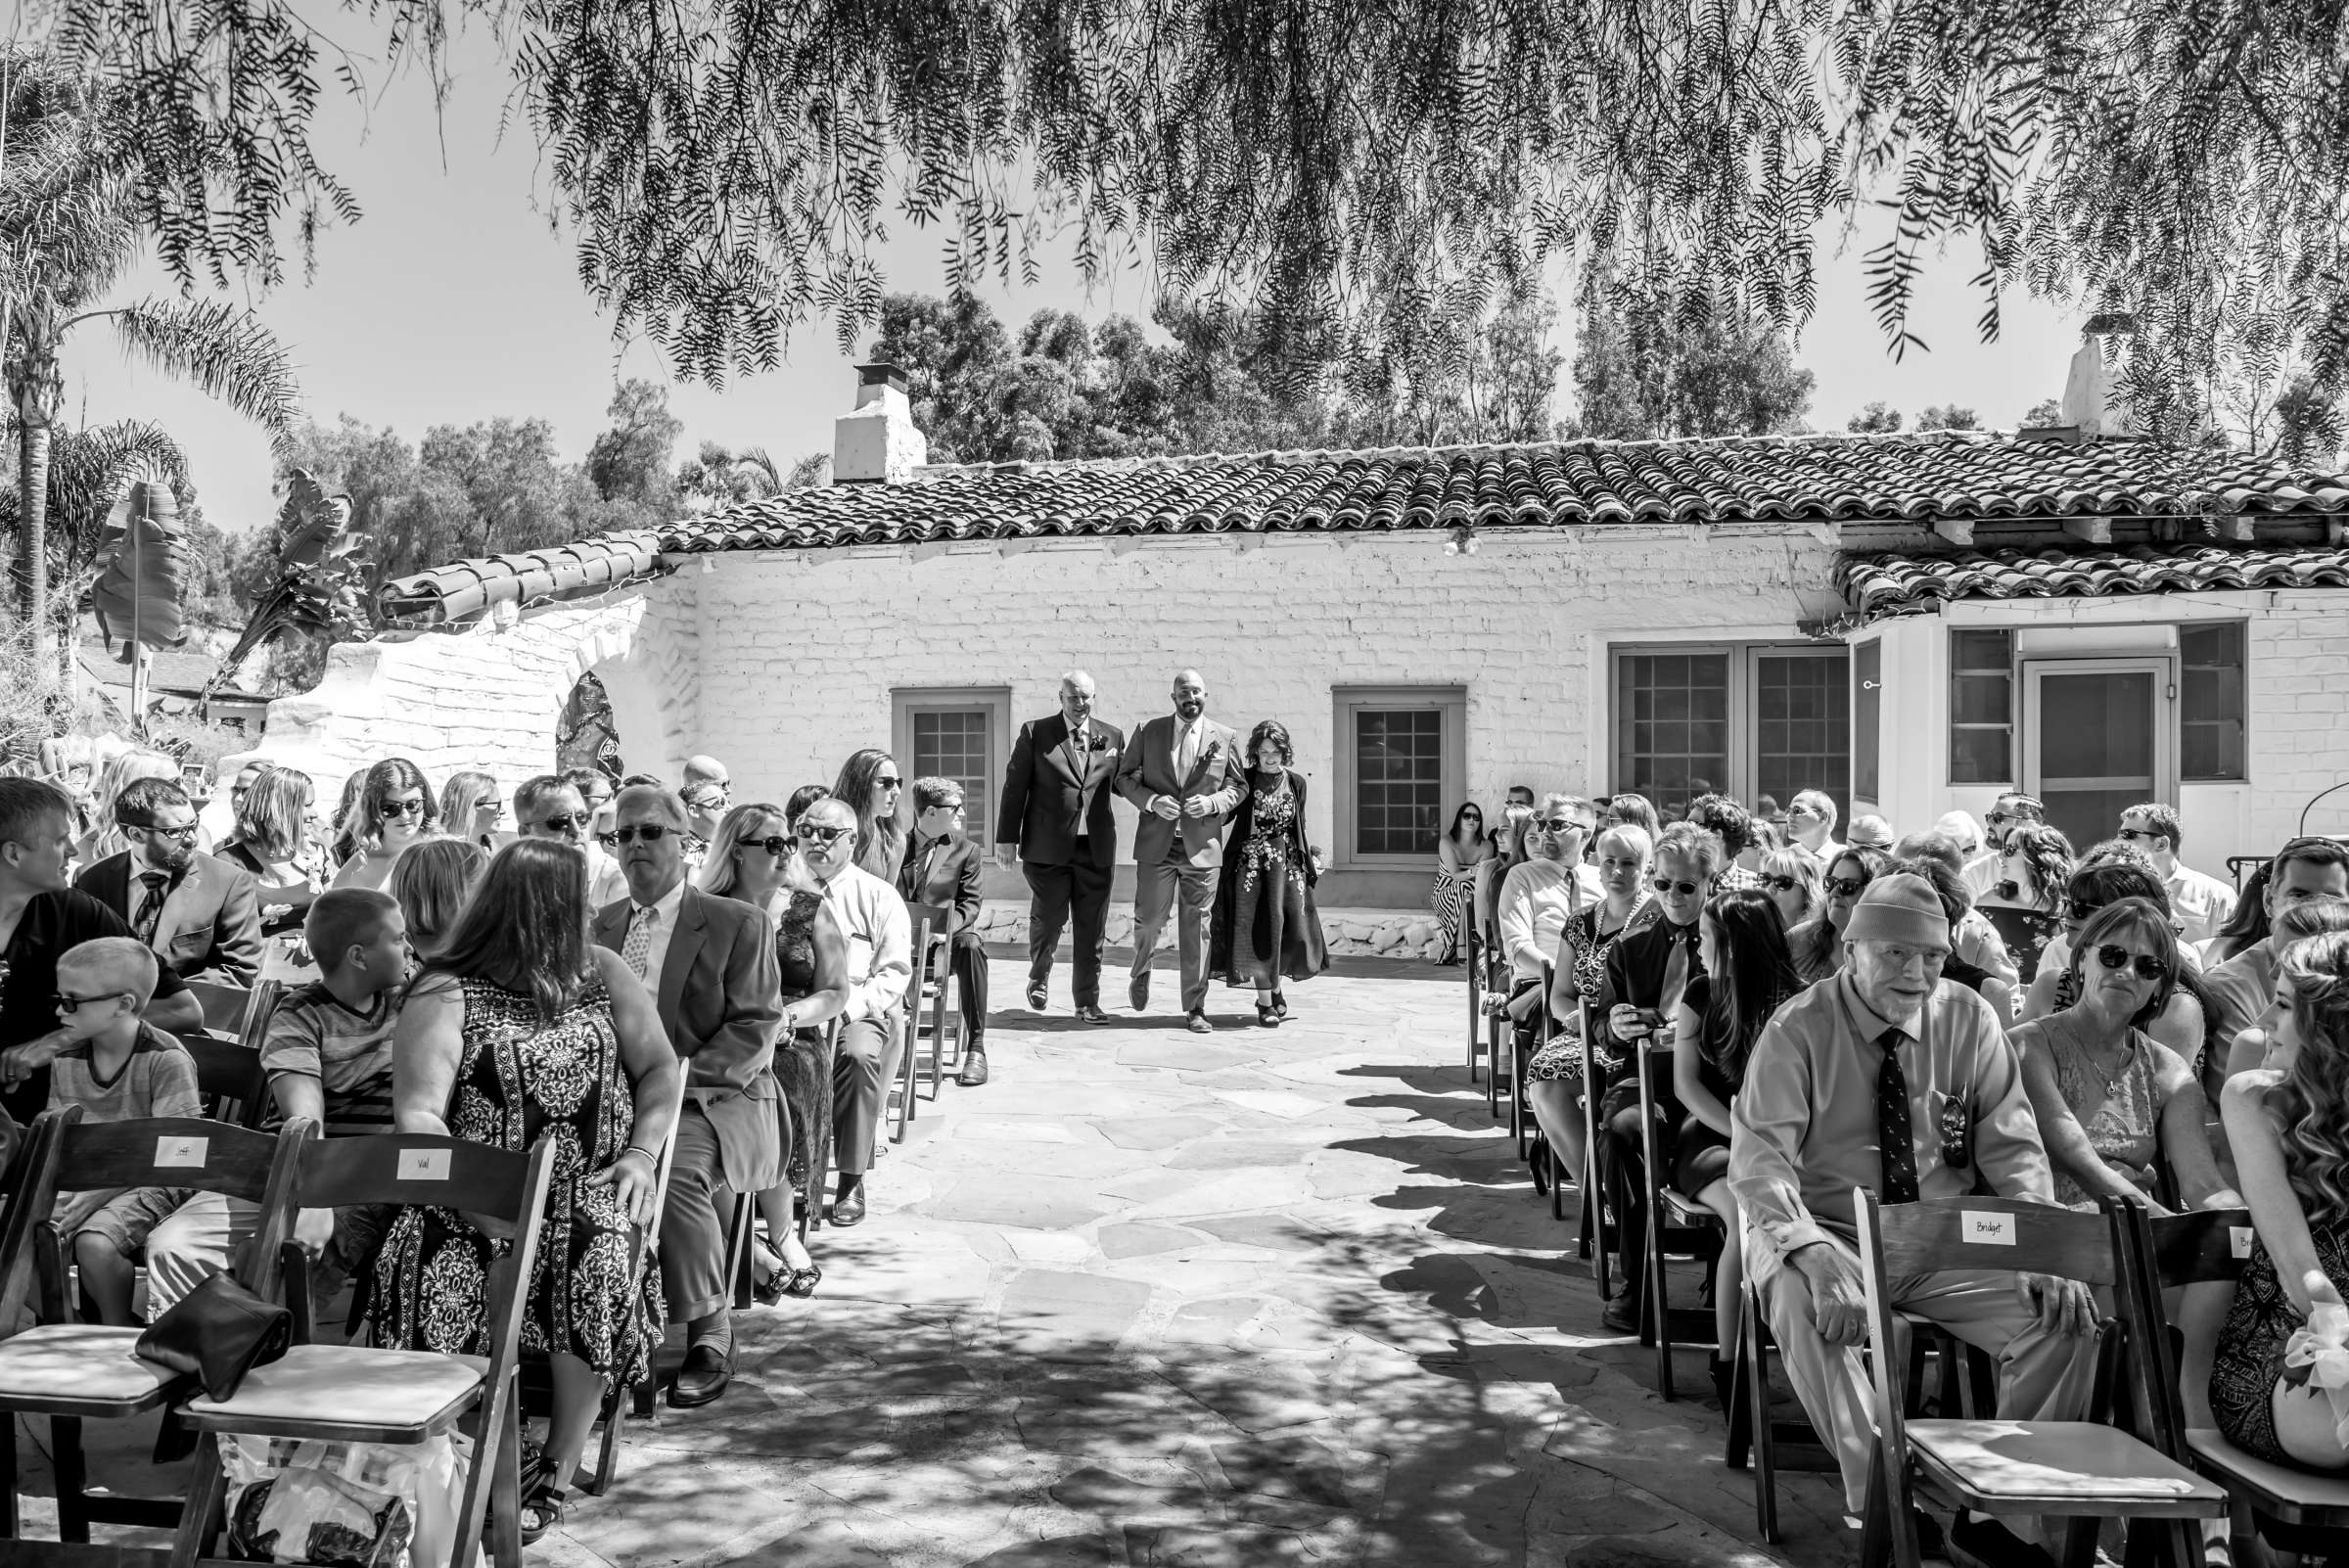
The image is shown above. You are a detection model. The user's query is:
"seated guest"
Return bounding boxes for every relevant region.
[1730,873,2098,1557]
[565,767,616,822]
[74,776,263,986]
[217,765,326,939]
[438,769,504,850]
[383,840,681,1539]
[75,750,179,865]
[679,778,727,870]
[701,803,845,1303]
[795,795,910,1227]
[1432,803,1494,965]
[1602,791,1662,843]
[1669,889,1803,1387]
[1933,810,1987,867]
[1965,792,2047,897]
[1976,822,2073,986]
[1893,855,2013,1019]
[834,748,907,884]
[516,772,627,906]
[1783,788,1842,864]
[682,755,732,805]
[2012,897,2240,1212]
[389,837,487,961]
[591,787,781,1409]
[2205,836,2349,1077]
[1757,847,1822,932]
[1785,846,1890,984]
[1497,796,1602,1066]
[1530,824,1657,1182]
[1893,830,2016,989]
[2017,857,2207,1066]
[0,780,201,1133]
[1593,821,1717,1332]
[898,777,990,1086]
[1844,813,1896,853]
[326,770,367,867]
[2119,801,2236,945]
[23,938,204,1324]
[2203,862,2272,969]
[2214,931,2349,1470]
[1685,795,1761,889]
[330,759,440,893]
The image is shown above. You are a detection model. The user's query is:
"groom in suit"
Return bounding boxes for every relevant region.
[1116,669,1248,1033]
[593,785,782,1409]
[997,670,1126,1023]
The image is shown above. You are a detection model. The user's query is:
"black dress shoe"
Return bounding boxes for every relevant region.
[1600,1292,1641,1333]
[1186,1010,1214,1034]
[957,1045,990,1086]
[668,1342,731,1408]
[1027,981,1049,1010]
[1129,973,1150,1011]
[831,1183,867,1226]
[1075,1003,1111,1024]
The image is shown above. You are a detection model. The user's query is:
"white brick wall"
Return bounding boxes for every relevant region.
[2246,593,2349,851]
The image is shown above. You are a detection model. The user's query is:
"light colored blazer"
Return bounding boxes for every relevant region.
[1114,715,1248,868]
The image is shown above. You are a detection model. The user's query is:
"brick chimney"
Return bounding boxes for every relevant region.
[832,363,928,484]
[2059,314,2139,438]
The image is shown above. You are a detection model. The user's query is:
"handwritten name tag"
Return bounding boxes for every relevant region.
[156,1135,207,1169]
[397,1149,451,1181]
[1961,1211,2013,1246]
[2232,1225,2255,1260]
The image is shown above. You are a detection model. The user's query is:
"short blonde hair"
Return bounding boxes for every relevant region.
[58,937,159,1009]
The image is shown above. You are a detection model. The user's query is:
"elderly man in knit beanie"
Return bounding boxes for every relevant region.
[1727,873,2098,1565]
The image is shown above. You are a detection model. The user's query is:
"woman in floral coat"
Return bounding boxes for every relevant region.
[1210,719,1330,1026]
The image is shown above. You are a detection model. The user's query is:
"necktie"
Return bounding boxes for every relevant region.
[1659,925,1693,1018]
[1875,1028,1921,1204]
[621,904,659,981]
[1177,720,1198,776]
[132,872,171,946]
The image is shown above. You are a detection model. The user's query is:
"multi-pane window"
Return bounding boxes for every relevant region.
[891,688,1011,851]
[1949,628,2015,784]
[2181,622,2247,781]
[1332,686,1466,868]
[1612,646,1848,819]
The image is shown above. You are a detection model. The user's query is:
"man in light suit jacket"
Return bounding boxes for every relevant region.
[593,785,781,1409]
[899,777,991,1085]
[996,670,1125,1023]
[74,776,262,987]
[1115,669,1247,1032]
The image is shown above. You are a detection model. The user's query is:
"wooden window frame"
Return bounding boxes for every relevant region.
[890,686,1013,853]
[1332,685,1467,872]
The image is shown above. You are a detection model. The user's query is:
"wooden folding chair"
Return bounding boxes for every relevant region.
[1853,1192,2226,1568]
[1485,941,1513,1123]
[585,1069,688,1495]
[167,1132,559,1568]
[176,981,283,1130]
[181,981,253,1039]
[2109,1198,2349,1561]
[908,901,960,1101]
[1460,897,1483,1084]
[887,909,936,1144]
[797,1019,842,1239]
[0,1107,305,1551]
[1630,1033,1723,1400]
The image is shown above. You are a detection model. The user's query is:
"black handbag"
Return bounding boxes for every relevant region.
[135,1271,293,1402]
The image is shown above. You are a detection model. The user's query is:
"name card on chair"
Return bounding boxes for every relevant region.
[2232,1226,2255,1259]
[156,1134,208,1168]
[1961,1211,2013,1246]
[398,1149,452,1181]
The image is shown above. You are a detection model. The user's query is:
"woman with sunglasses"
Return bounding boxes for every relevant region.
[2013,898,2236,1214]
[437,769,505,851]
[1756,848,1822,931]
[1785,846,1890,984]
[2017,856,2209,1066]
[701,803,846,1302]
[1976,822,2074,986]
[1528,824,1657,1185]
[218,765,326,939]
[833,749,907,884]
[1671,887,1804,1388]
[1432,802,1494,965]
[329,759,441,893]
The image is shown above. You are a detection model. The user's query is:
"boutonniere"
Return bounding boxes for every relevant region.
[1202,739,1223,763]
[1936,1088,1971,1170]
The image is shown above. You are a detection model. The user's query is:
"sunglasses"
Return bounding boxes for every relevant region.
[1761,875,1800,893]
[1823,876,1870,899]
[2095,945,2169,982]
[875,776,903,790]
[752,834,793,857]
[613,824,670,845]
[795,822,852,845]
[2066,898,2103,921]
[55,991,124,1011]
[1535,818,1590,834]
[378,797,427,818]
[1651,876,1704,897]
[123,821,200,842]
[540,813,589,832]
[2116,827,2161,844]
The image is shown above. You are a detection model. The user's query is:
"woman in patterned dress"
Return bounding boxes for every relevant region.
[1209,719,1328,1026]
[2214,930,2349,1469]
[1524,822,1658,1179]
[700,801,848,1302]
[1431,803,1493,964]
[376,839,681,1542]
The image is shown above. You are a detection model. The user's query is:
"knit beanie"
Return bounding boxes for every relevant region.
[1841,872,1950,949]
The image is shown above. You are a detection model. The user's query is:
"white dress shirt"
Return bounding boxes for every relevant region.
[1496,858,1605,983]
[2164,862,2238,946]
[821,862,912,1022]
[624,879,687,998]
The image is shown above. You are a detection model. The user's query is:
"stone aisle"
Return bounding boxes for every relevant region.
[540,951,1854,1568]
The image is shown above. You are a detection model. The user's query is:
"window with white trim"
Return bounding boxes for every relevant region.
[1611,644,1850,820]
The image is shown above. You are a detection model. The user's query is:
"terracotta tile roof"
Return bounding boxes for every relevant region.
[376,433,2349,623]
[1837,543,2349,622]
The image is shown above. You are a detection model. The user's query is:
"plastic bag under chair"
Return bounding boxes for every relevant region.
[219,1432,478,1568]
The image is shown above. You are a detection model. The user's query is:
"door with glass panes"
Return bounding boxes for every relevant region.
[1614,645,1850,819]
[2020,658,2175,855]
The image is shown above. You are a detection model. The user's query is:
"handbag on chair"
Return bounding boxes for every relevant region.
[136,1270,294,1402]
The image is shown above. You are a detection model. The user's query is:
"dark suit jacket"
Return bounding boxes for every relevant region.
[593,884,783,1192]
[1115,715,1247,868]
[1593,916,1707,1074]
[898,830,984,937]
[75,850,263,986]
[997,714,1125,867]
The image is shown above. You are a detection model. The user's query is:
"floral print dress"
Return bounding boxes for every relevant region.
[367,976,664,1385]
[1212,768,1329,988]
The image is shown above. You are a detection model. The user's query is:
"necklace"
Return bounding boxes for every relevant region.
[2063,1011,2136,1099]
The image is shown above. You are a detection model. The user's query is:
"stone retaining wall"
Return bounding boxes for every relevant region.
[967,900,1449,961]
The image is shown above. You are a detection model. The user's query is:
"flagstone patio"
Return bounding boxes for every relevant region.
[18,951,1856,1566]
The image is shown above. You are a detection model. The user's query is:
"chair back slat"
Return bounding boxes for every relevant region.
[186,979,253,1037]
[1867,1192,2119,1287]
[2139,1205,2254,1289]
[58,1114,289,1201]
[293,1131,540,1215]
[181,1035,270,1129]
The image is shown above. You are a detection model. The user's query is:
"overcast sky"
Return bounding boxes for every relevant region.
[55,24,2083,535]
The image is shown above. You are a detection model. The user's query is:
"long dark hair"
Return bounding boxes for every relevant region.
[342,757,440,855]
[1447,801,1487,848]
[832,749,904,869]
[2208,861,2271,964]
[2001,823,2075,913]
[1703,889,1803,1086]
[425,838,591,1022]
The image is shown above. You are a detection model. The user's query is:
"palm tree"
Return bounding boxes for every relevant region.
[0,44,300,684]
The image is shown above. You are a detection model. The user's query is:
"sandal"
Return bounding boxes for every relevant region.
[784,1262,823,1299]
[752,1234,791,1307]
[515,1452,567,1545]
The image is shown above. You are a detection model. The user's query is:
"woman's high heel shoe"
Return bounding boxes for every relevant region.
[1272,992,1289,1021]
[753,1234,791,1307]
[1257,1001,1281,1028]
[785,1263,823,1298]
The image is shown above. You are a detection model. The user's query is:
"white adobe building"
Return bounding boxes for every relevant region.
[236,362,2349,950]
